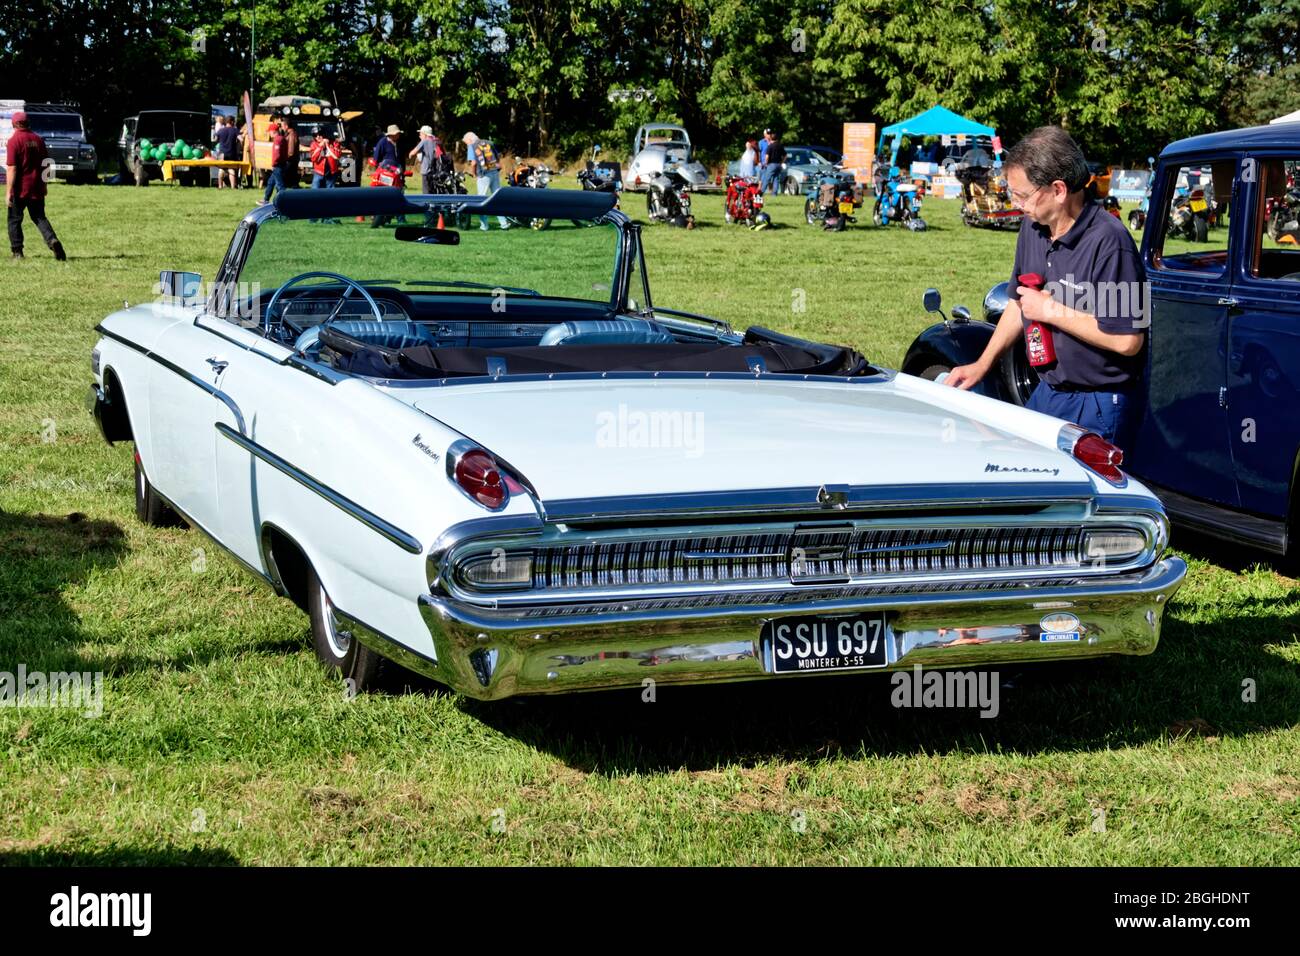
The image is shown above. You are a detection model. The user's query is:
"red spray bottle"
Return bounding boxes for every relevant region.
[1019,272,1057,367]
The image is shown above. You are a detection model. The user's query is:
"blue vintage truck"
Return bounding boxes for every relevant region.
[904,122,1300,556]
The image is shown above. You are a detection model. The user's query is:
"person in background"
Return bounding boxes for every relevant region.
[371,123,407,228]
[410,125,440,194]
[308,130,342,223]
[283,120,300,188]
[762,133,787,195]
[758,128,772,171]
[5,110,66,260]
[738,138,758,179]
[257,118,288,206]
[461,131,509,231]
[214,116,241,190]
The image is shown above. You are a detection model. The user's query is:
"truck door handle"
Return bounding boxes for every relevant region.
[1217,297,1239,307]
[206,357,229,375]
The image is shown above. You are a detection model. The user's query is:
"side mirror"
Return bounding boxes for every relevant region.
[923,288,942,313]
[952,305,971,324]
[159,270,202,307]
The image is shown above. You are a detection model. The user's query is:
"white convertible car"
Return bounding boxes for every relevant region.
[90,186,1186,699]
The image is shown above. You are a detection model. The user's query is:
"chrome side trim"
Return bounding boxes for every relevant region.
[284,353,348,384]
[333,606,441,680]
[543,481,1097,522]
[95,324,248,435]
[366,368,897,388]
[215,422,422,554]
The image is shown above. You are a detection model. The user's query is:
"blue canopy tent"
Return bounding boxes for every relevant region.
[880,106,1000,173]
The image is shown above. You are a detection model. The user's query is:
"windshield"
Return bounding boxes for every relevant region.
[787,148,831,166]
[31,114,83,137]
[237,215,623,305]
[291,118,346,143]
[136,114,210,144]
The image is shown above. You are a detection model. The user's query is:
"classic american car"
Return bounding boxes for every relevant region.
[89,186,1185,699]
[903,122,1300,559]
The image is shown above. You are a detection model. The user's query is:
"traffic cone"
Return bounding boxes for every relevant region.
[436,211,445,229]
[355,216,365,223]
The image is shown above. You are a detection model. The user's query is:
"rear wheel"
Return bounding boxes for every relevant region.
[871,201,883,226]
[804,197,818,225]
[1193,215,1208,242]
[306,563,400,692]
[133,451,180,527]
[1128,210,1142,232]
[918,363,952,382]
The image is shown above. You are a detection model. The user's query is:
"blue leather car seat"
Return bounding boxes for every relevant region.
[538,318,676,346]
[294,320,436,357]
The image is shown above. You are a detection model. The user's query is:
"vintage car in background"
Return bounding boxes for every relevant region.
[625,123,717,192]
[903,122,1300,559]
[90,185,1184,699]
[727,145,853,195]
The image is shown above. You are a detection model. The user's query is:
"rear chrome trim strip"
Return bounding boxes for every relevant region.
[215,422,422,554]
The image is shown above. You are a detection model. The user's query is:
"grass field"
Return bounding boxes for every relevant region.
[1,179,1297,866]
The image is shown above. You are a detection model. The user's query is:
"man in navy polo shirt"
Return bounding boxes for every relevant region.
[945,126,1147,451]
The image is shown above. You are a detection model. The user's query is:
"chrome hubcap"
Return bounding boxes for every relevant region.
[319,583,351,658]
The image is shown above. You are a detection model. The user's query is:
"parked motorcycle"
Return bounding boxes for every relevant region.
[724,175,771,229]
[646,165,695,228]
[576,144,622,209]
[1167,186,1210,242]
[955,164,1021,230]
[507,162,554,230]
[803,174,863,230]
[1266,168,1300,243]
[872,165,926,230]
[1128,157,1156,232]
[427,167,471,228]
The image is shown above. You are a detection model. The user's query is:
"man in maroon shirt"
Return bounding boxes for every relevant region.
[5,110,66,260]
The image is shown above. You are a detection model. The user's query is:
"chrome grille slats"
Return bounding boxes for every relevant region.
[522,523,1097,591]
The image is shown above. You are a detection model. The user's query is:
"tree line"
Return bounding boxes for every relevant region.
[2,0,1297,167]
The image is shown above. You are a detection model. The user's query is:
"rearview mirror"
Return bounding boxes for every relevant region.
[159,270,202,307]
[394,226,460,245]
[923,288,941,313]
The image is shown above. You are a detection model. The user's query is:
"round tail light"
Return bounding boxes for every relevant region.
[454,449,508,509]
[1072,432,1125,483]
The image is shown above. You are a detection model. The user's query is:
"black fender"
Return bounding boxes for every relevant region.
[901,281,1033,406]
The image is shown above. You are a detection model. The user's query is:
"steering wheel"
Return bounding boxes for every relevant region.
[264,271,385,341]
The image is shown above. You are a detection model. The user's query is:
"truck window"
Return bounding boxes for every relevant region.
[1250,158,1300,282]
[1152,161,1234,276]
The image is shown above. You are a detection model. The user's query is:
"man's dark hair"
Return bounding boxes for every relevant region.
[1005,126,1091,193]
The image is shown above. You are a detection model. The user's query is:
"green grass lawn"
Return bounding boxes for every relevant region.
[1,180,1297,865]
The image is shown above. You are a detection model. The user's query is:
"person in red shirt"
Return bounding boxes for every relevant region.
[257,118,288,206]
[5,110,66,260]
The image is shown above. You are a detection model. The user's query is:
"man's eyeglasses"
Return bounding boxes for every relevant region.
[1009,183,1045,206]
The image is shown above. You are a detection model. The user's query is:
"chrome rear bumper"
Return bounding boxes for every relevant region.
[385,557,1187,699]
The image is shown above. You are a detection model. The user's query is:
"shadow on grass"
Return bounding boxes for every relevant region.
[0,846,239,866]
[457,583,1300,774]
[0,510,129,674]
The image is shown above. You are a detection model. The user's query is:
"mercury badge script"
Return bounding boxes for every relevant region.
[985,463,1060,476]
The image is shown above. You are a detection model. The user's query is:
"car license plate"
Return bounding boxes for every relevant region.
[1190,198,1207,212]
[764,612,890,674]
[52,164,73,171]
[838,200,855,214]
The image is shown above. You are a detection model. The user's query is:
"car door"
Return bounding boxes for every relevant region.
[1226,153,1300,522]
[1129,155,1241,508]
[145,313,239,536]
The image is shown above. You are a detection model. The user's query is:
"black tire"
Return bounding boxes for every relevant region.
[918,363,952,382]
[1128,211,1142,232]
[1000,346,1035,406]
[646,190,662,221]
[785,177,801,196]
[133,451,180,527]
[1193,215,1208,243]
[804,197,818,225]
[133,160,149,187]
[871,200,883,227]
[305,562,404,693]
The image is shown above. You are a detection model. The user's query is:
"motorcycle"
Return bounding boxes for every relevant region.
[724,175,771,229]
[426,166,471,228]
[955,163,1022,230]
[576,144,623,209]
[803,174,863,231]
[506,162,554,230]
[1128,157,1156,232]
[1167,185,1210,242]
[646,165,695,228]
[1266,169,1300,243]
[871,165,926,230]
